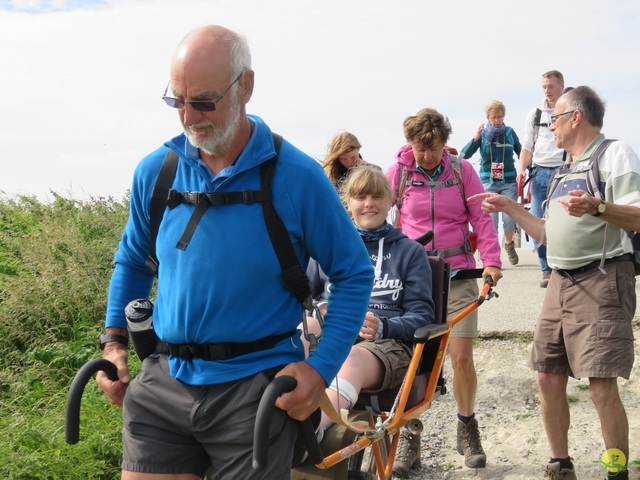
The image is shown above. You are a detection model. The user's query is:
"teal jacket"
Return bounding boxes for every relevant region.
[461,126,521,184]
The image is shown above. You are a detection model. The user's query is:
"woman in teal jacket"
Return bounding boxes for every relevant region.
[461,100,522,265]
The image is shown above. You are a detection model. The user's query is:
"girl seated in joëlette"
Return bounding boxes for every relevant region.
[305,164,435,438]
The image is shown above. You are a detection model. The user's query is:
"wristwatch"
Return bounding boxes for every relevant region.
[593,198,606,217]
[99,334,129,350]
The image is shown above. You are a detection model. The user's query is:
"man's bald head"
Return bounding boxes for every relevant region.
[172,25,251,79]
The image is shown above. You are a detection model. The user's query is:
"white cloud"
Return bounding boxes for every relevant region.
[1,0,639,200]
[1,0,106,13]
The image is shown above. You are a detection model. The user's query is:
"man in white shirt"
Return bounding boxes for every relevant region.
[517,70,566,288]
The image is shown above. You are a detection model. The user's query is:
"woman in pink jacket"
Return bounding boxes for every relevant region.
[386,108,503,476]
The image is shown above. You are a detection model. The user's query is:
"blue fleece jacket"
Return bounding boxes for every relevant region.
[307,226,434,344]
[105,115,374,386]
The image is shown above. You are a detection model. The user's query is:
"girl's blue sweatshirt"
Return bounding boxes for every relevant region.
[308,226,434,344]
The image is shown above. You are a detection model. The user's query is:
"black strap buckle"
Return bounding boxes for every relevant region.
[185,191,204,205]
[242,190,254,204]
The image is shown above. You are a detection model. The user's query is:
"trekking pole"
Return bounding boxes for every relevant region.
[65,358,118,444]
[253,375,323,470]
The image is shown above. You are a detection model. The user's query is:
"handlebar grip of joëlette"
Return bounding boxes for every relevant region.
[65,358,118,445]
[476,275,496,307]
[252,375,323,470]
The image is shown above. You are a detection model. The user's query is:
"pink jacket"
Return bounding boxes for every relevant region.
[386,145,502,272]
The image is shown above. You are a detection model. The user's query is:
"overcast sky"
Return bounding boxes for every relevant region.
[1,0,639,201]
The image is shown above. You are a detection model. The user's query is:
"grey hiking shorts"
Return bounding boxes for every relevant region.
[122,354,298,479]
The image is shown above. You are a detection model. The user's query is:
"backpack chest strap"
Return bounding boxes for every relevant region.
[405,177,460,192]
[166,188,272,209]
[167,165,274,252]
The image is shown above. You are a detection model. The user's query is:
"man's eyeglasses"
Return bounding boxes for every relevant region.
[550,110,576,125]
[162,71,245,112]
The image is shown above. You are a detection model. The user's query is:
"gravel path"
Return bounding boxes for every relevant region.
[402,336,640,480]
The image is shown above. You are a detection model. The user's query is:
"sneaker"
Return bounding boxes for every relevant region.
[456,418,486,468]
[544,461,577,479]
[392,428,421,477]
[504,241,519,265]
[540,271,551,288]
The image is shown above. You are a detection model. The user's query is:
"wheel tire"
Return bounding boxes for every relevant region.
[347,433,390,480]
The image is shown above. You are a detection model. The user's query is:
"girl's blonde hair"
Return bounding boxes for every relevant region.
[339,165,391,204]
[323,132,362,185]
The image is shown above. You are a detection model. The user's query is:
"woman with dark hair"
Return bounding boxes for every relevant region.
[387,108,502,476]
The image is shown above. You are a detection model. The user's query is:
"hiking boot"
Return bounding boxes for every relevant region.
[540,271,551,288]
[544,461,577,479]
[504,241,519,265]
[456,419,486,468]
[392,428,421,477]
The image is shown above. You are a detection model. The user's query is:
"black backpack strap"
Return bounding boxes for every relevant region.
[260,134,313,308]
[174,196,210,251]
[144,134,311,306]
[145,149,179,275]
[533,107,544,147]
[532,107,569,164]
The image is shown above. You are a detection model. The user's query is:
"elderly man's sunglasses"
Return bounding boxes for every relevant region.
[162,71,245,112]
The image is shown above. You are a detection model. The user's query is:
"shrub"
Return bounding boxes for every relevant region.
[0,193,129,479]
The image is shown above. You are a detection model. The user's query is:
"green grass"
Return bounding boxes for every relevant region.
[0,193,130,479]
[567,394,581,405]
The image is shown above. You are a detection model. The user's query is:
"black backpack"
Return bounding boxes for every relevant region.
[546,139,640,274]
[144,133,313,306]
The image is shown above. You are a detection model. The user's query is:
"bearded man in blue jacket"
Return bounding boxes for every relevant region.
[96,25,374,480]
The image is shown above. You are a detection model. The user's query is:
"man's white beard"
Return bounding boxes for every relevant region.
[184,93,242,157]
